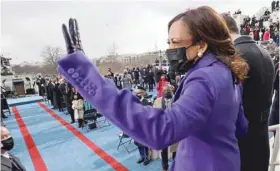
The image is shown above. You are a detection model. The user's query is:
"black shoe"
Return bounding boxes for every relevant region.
[78,119,82,128]
[137,158,144,164]
[70,121,75,124]
[143,159,150,165]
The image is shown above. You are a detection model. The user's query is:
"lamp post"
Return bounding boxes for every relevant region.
[159,50,162,69]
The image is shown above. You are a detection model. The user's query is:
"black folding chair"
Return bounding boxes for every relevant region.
[96,112,111,128]
[1,98,11,116]
[83,109,98,132]
[117,132,137,154]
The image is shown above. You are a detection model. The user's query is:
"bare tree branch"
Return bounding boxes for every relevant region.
[41,46,65,74]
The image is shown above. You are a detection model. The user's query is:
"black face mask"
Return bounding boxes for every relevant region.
[166,45,196,74]
[1,137,14,151]
[164,92,172,99]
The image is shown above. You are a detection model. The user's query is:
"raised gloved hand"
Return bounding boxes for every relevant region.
[62,18,84,54]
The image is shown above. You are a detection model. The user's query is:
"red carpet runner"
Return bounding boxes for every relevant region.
[12,106,48,171]
[37,102,129,171]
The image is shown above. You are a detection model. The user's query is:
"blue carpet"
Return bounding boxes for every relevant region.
[4,89,168,171]
[7,95,43,106]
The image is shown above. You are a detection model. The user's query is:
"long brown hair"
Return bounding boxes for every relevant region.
[168,6,249,84]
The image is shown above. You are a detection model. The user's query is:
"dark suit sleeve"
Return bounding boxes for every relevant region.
[59,83,66,93]
[235,85,248,137]
[274,69,279,91]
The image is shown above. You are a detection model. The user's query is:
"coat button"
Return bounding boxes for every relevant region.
[67,68,75,74]
[89,89,96,96]
[84,85,90,91]
[80,79,89,87]
[76,77,83,83]
[72,72,79,78]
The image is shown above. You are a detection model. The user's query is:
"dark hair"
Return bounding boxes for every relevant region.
[221,13,239,34]
[168,6,249,84]
[75,92,83,100]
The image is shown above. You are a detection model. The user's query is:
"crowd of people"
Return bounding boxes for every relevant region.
[238,6,279,47]
[104,64,182,93]
[1,4,280,171]
[29,64,182,170]
[34,62,182,125]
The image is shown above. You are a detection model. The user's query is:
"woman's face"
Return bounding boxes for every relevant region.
[168,19,201,61]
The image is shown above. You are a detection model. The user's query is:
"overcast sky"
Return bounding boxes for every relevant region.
[1,0,269,64]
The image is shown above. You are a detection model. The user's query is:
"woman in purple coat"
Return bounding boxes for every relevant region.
[58,6,248,171]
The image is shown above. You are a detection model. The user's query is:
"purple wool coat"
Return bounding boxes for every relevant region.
[57,51,248,171]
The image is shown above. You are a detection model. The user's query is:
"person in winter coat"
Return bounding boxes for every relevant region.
[72,93,84,128]
[122,71,133,90]
[54,78,63,112]
[153,84,178,171]
[1,126,26,171]
[134,86,151,166]
[223,13,275,171]
[156,75,169,97]
[114,73,122,90]
[67,84,75,124]
[263,29,270,41]
[269,62,279,127]
[147,70,155,92]
[58,7,249,171]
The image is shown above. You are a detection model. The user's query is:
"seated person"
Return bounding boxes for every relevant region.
[134,86,151,165]
[1,126,26,171]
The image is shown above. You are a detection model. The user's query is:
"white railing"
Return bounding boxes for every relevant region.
[269,124,280,171]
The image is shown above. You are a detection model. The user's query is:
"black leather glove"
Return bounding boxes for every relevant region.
[62,18,84,54]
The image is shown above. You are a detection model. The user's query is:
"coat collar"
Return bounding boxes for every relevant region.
[173,53,219,102]
[188,52,219,74]
[1,155,11,168]
[234,35,255,46]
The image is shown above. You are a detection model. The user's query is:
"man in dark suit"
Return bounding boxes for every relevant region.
[35,75,46,97]
[222,14,275,171]
[1,126,26,171]
[67,84,75,124]
[47,79,55,108]
[134,86,151,165]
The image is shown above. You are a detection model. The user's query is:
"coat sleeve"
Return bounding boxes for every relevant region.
[72,101,76,109]
[235,103,248,137]
[77,100,84,110]
[57,52,215,150]
[235,85,248,137]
